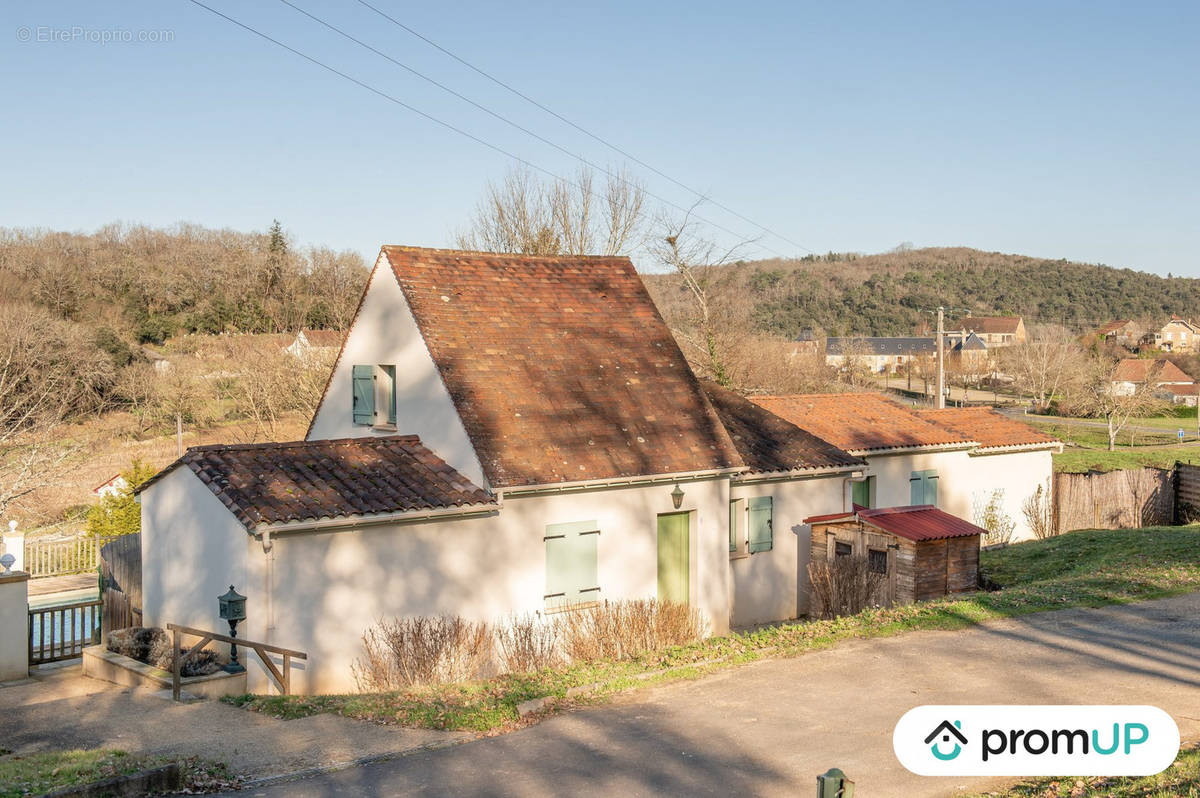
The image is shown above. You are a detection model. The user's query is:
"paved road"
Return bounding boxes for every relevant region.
[229,593,1200,798]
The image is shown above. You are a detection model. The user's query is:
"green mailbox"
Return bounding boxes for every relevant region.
[816,767,854,798]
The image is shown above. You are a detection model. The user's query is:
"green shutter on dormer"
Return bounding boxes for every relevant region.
[352,365,375,425]
[747,496,773,553]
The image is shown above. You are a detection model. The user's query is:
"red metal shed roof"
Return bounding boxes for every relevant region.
[804,505,985,542]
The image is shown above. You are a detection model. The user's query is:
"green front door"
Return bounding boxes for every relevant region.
[657,512,690,604]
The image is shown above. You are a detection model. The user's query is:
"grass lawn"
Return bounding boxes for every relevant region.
[1020,416,1200,473]
[227,526,1200,734]
[0,749,236,798]
[1053,444,1200,474]
[967,745,1200,797]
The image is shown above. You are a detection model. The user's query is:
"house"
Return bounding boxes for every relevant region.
[93,474,129,498]
[1110,358,1195,400]
[1142,317,1200,353]
[1094,320,1143,348]
[806,505,983,605]
[959,316,1026,347]
[825,337,937,374]
[787,328,819,357]
[139,247,868,693]
[282,329,343,361]
[751,394,1060,542]
[949,332,989,375]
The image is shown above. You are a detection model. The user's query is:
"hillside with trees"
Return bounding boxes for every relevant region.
[643,247,1200,340]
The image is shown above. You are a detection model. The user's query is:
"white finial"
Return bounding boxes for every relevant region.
[7,520,15,533]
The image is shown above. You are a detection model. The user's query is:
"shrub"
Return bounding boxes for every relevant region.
[108,626,222,676]
[556,599,707,663]
[1023,483,1056,539]
[973,489,1016,546]
[807,557,887,619]
[354,615,493,691]
[85,460,158,539]
[494,613,561,674]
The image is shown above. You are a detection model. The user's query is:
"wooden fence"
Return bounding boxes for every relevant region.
[1176,463,1200,522]
[100,534,142,637]
[29,599,102,665]
[1054,467,1175,533]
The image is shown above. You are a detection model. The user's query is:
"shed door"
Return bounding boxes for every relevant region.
[657,512,690,604]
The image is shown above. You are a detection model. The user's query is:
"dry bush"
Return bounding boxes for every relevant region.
[556,599,707,663]
[807,557,887,619]
[354,615,493,690]
[108,626,221,676]
[494,612,561,673]
[1023,483,1056,539]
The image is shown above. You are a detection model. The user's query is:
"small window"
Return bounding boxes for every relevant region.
[835,541,852,558]
[728,498,747,557]
[351,364,397,427]
[910,469,939,506]
[868,549,888,574]
[748,496,773,553]
[544,520,600,611]
[851,476,876,509]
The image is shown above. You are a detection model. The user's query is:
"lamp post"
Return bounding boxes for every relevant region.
[218,585,247,673]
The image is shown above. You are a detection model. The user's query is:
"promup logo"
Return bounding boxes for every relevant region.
[924,720,968,761]
[894,705,1179,777]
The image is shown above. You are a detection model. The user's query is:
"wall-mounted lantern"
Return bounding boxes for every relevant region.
[670,484,685,510]
[217,585,247,673]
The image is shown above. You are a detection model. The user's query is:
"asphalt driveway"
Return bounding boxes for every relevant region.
[227,592,1200,798]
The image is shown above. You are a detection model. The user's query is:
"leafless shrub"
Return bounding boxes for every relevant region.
[109,626,221,676]
[973,489,1016,547]
[807,557,886,619]
[354,616,493,690]
[555,599,707,663]
[1023,483,1056,539]
[494,612,561,673]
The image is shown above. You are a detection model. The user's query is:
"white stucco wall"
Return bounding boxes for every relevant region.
[141,470,731,694]
[306,254,486,488]
[0,573,30,680]
[728,474,846,626]
[962,448,1055,542]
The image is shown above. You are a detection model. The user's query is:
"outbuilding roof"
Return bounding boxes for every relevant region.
[914,407,1059,451]
[382,246,743,488]
[137,436,495,532]
[750,393,975,453]
[699,381,864,474]
[804,505,986,542]
[961,316,1022,335]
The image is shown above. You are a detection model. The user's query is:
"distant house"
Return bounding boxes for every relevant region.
[1111,358,1196,404]
[93,474,129,498]
[787,328,819,357]
[825,337,936,373]
[1094,320,1143,348]
[1141,317,1200,353]
[282,329,343,360]
[959,316,1026,347]
[949,332,989,373]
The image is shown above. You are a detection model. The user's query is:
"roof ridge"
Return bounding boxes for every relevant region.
[183,435,422,456]
[382,245,631,263]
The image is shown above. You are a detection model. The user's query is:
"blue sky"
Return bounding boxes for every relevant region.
[3,1,1196,274]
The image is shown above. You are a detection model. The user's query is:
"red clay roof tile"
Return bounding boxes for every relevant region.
[915,407,1059,450]
[750,393,974,452]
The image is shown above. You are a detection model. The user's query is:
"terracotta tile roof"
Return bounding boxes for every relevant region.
[961,316,1022,335]
[383,246,743,488]
[1095,320,1133,336]
[699,381,863,474]
[749,393,974,452]
[299,329,344,348]
[915,407,1059,450]
[1166,384,1199,396]
[1112,359,1194,384]
[805,505,985,542]
[138,436,494,531]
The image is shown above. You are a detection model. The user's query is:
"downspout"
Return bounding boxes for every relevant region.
[260,529,275,641]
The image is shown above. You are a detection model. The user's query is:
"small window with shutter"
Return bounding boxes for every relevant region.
[909,469,939,506]
[747,496,773,553]
[352,364,397,426]
[544,520,600,611]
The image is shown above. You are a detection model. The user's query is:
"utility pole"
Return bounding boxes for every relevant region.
[936,306,946,409]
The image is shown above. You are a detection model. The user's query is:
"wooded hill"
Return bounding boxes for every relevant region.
[643,247,1200,338]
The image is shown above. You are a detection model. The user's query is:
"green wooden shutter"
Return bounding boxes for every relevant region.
[910,473,922,505]
[381,365,397,425]
[747,496,773,553]
[924,473,939,506]
[910,470,938,506]
[352,365,375,425]
[544,521,599,610]
[852,480,869,508]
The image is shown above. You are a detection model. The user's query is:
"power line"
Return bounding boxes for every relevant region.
[184,0,786,258]
[353,0,814,254]
[270,0,784,256]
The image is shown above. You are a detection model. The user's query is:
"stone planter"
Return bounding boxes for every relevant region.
[82,645,246,699]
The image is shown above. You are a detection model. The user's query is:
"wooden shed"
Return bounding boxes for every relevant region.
[805,505,982,605]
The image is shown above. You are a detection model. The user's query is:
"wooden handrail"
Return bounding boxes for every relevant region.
[166,623,307,700]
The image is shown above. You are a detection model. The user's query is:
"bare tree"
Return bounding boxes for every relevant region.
[650,205,754,387]
[456,166,645,256]
[1065,356,1167,451]
[999,324,1087,411]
